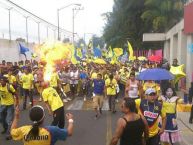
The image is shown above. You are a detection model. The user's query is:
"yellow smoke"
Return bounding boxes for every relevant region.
[36,41,72,81]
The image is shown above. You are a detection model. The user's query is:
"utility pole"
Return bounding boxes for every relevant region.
[72,7,84,45]
[25,16,29,43]
[57,3,81,41]
[8,8,12,41]
[37,22,40,44]
[57,9,60,40]
[72,8,75,44]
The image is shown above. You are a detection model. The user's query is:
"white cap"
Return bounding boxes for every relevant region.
[145,88,156,95]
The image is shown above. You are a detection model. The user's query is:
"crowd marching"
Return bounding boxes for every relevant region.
[0,57,193,145]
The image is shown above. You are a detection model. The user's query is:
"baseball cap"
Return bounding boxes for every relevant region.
[145,88,156,95]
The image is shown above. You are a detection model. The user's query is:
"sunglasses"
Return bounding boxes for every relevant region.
[148,92,156,96]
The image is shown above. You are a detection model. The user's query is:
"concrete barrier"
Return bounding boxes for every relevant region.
[0,39,35,62]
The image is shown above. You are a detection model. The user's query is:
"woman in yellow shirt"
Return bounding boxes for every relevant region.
[160,87,182,144]
[11,105,74,145]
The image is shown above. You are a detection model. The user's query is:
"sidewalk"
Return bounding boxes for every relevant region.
[177,112,193,145]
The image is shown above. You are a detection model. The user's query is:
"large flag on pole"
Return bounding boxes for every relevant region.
[107,46,113,58]
[94,47,102,57]
[70,45,78,64]
[76,48,83,59]
[19,43,29,59]
[127,41,135,61]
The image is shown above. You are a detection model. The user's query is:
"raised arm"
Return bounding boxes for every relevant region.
[11,106,20,130]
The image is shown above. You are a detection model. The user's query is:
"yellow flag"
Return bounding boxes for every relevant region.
[76,48,82,58]
[107,46,113,58]
[93,58,106,64]
[128,41,135,60]
[170,65,186,84]
[70,45,78,64]
[113,48,123,57]
[71,56,78,64]
[111,55,118,64]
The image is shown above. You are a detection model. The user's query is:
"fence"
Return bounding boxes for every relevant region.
[0,0,72,44]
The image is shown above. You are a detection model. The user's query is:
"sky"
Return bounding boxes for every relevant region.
[5,0,114,40]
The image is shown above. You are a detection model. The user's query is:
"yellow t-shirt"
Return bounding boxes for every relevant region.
[0,84,15,105]
[11,125,68,145]
[105,79,117,95]
[4,74,16,84]
[11,126,51,145]
[135,99,166,137]
[50,73,59,88]
[21,74,34,89]
[42,87,63,111]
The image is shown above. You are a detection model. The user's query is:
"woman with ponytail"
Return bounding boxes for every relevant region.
[10,105,74,145]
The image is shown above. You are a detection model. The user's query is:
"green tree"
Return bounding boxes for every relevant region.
[103,0,186,50]
[141,0,186,32]
[103,0,146,49]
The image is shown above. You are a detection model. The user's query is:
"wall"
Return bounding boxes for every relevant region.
[0,39,36,62]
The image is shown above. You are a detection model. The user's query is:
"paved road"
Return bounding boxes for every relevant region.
[0,97,193,145]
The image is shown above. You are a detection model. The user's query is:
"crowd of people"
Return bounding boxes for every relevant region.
[0,58,192,145]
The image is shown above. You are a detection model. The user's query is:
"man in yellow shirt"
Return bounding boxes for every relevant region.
[135,88,166,145]
[50,71,60,89]
[0,76,18,140]
[4,69,17,88]
[21,67,34,110]
[42,81,65,128]
[105,73,117,113]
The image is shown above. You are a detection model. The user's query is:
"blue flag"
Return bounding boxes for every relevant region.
[120,49,128,63]
[94,48,102,57]
[19,43,29,54]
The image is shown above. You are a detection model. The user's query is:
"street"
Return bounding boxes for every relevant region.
[0,97,193,145]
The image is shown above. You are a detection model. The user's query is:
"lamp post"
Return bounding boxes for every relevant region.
[57,3,81,40]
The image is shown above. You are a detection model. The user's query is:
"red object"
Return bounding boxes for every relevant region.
[184,1,193,34]
[148,55,162,62]
[154,49,163,58]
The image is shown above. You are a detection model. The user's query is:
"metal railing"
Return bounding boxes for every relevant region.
[0,0,73,44]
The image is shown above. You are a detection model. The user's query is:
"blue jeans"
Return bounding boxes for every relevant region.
[0,105,14,135]
[23,89,33,109]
